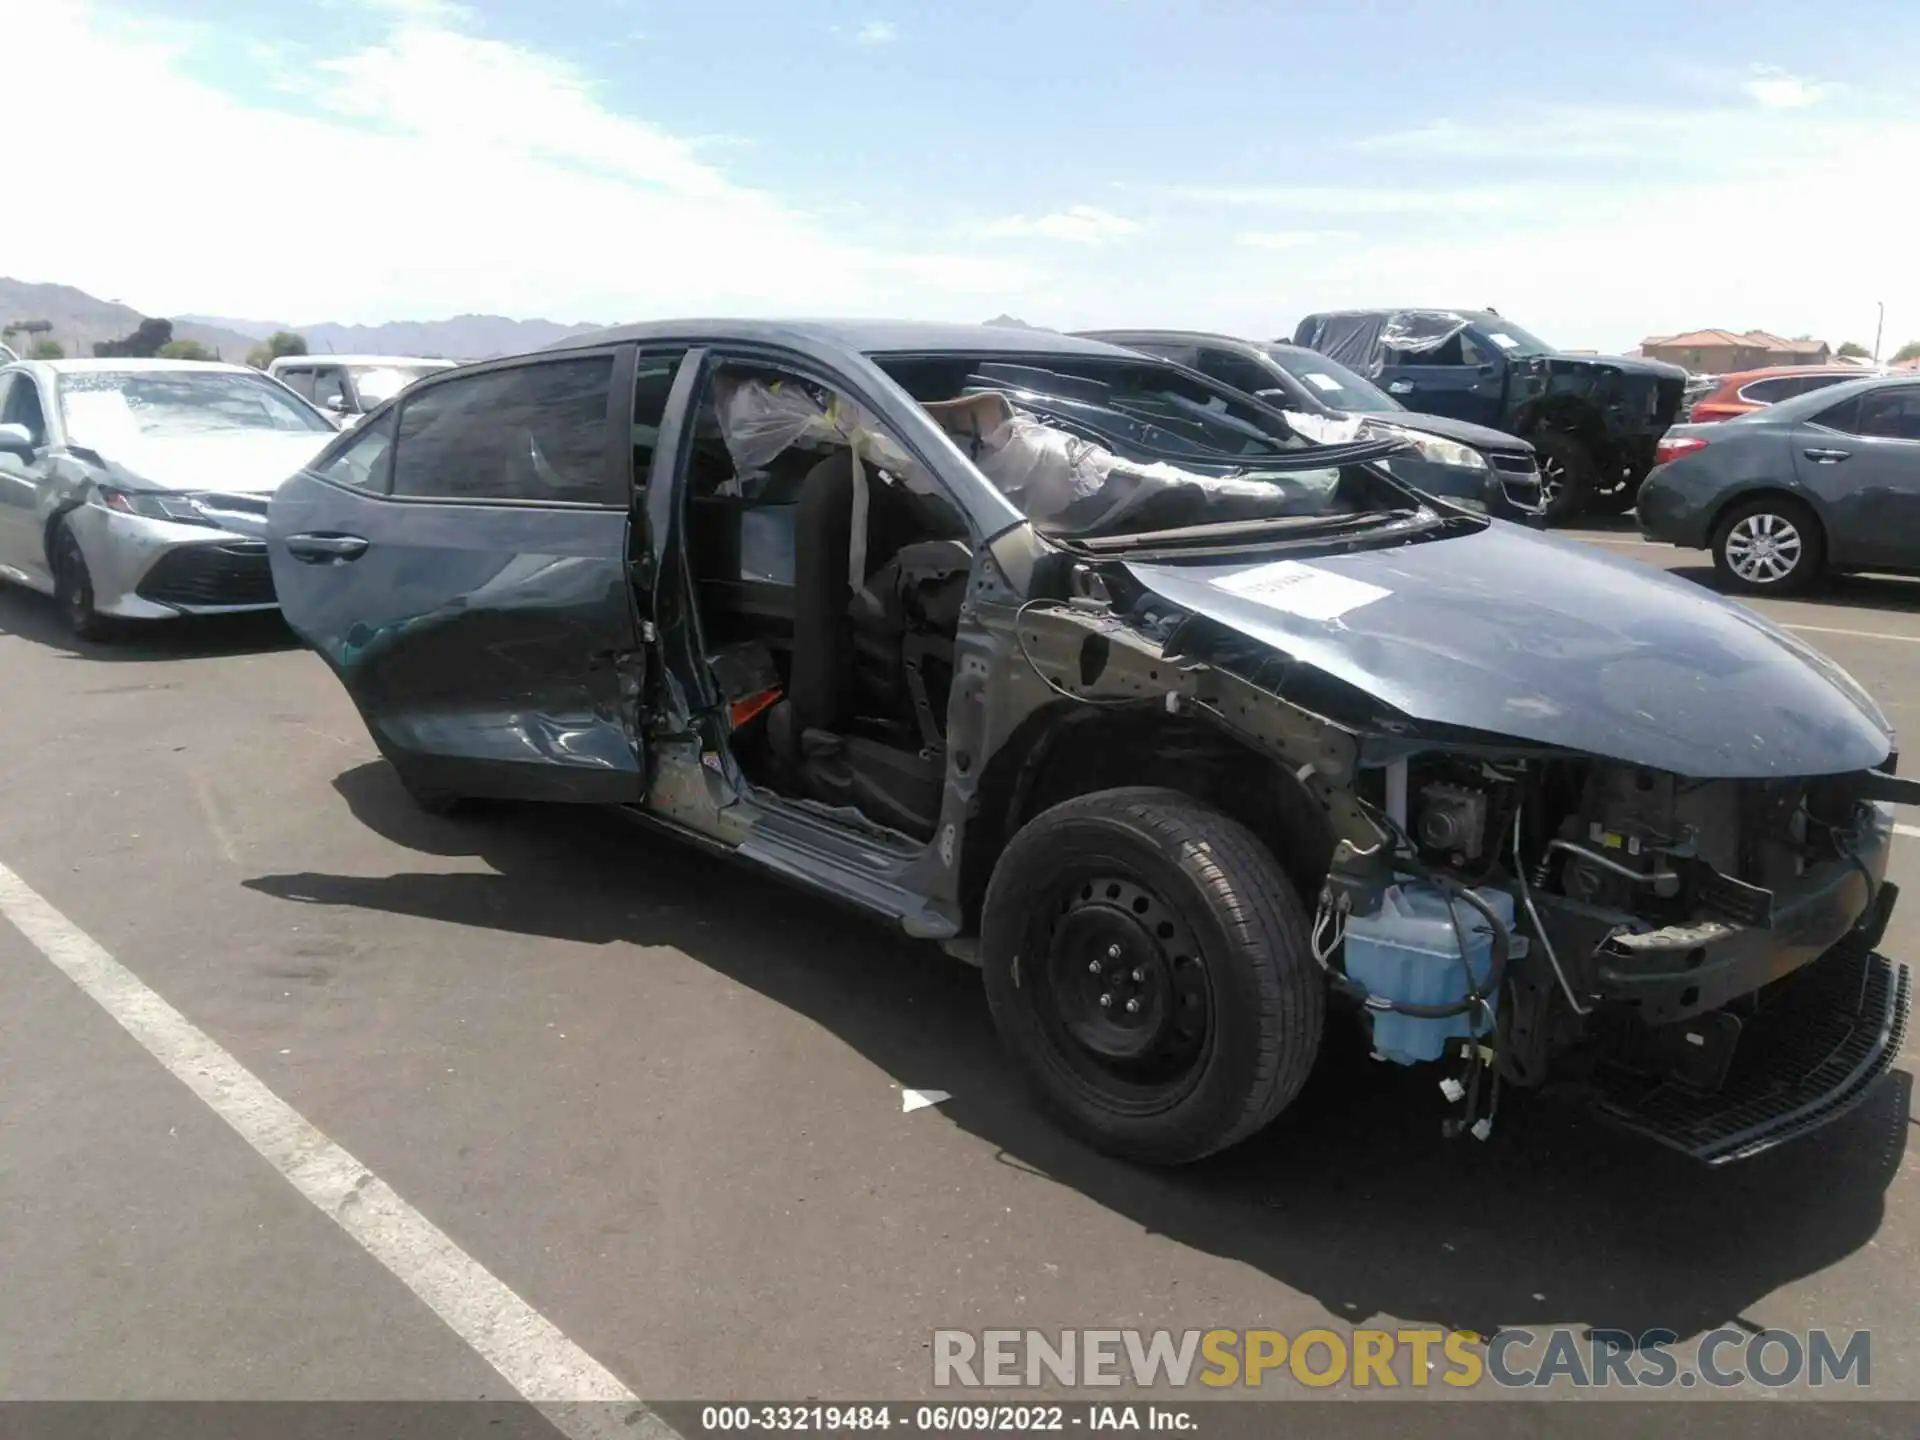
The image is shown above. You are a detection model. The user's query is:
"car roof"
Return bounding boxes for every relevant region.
[29,358,260,376]
[1733,372,1920,420]
[1075,328,1267,351]
[271,354,457,368]
[1715,364,1880,384]
[547,318,1138,360]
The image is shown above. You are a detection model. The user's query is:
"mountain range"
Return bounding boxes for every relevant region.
[4,278,1058,365]
[1,277,604,362]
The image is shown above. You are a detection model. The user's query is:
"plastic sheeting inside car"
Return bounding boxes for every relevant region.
[711,373,921,482]
[926,390,1319,537]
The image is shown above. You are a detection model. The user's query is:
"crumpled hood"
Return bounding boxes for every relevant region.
[1125,523,1892,778]
[87,430,333,494]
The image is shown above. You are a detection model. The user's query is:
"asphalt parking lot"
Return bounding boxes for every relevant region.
[1,522,1916,1433]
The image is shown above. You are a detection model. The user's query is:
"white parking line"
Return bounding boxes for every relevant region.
[0,858,677,1440]
[1785,622,1920,646]
[1898,824,1920,840]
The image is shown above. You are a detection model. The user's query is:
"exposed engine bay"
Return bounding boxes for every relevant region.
[689,356,1910,1167]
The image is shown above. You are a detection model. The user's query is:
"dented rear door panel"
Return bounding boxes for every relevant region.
[270,350,648,804]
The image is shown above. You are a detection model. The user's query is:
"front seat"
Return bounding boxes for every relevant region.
[766,450,946,838]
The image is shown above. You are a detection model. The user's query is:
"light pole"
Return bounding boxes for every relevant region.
[1874,301,1885,364]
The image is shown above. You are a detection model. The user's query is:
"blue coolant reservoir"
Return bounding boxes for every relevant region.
[1341,881,1520,1065]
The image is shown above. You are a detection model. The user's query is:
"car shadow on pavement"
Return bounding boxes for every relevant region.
[243,761,1912,1347]
[0,583,299,661]
[1658,562,1920,622]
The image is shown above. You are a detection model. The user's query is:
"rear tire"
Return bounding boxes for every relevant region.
[1529,431,1598,526]
[1711,495,1824,595]
[49,518,113,642]
[979,787,1324,1165]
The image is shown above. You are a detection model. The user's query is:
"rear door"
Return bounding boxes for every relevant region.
[268,344,668,803]
[1794,385,1920,569]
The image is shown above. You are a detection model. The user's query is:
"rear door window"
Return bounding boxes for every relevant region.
[1854,388,1920,442]
[392,355,617,505]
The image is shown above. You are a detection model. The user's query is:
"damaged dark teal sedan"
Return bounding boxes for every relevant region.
[266,321,1910,1168]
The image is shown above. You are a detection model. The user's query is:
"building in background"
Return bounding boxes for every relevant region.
[1638,329,1831,373]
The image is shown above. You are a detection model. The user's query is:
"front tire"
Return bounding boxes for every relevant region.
[49,518,113,642]
[979,787,1324,1165]
[1529,431,1598,526]
[1712,495,1824,595]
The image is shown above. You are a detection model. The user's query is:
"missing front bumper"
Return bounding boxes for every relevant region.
[1592,943,1911,1165]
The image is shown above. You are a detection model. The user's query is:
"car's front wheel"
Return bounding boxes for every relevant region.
[1712,495,1824,595]
[1529,431,1597,525]
[979,788,1324,1165]
[48,518,113,642]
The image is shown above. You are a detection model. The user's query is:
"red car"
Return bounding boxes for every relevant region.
[1687,366,1874,423]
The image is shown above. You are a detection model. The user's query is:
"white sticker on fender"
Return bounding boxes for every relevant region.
[1211,560,1390,621]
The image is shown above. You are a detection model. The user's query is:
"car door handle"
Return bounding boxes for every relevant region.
[1387,380,1414,395]
[1803,448,1851,463]
[284,532,369,562]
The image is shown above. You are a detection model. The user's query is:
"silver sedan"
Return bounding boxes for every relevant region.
[0,359,337,639]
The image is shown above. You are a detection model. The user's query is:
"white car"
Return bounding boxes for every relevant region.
[0,358,338,638]
[268,354,456,427]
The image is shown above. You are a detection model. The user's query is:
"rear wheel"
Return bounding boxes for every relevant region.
[1530,431,1598,525]
[980,787,1324,1165]
[1712,495,1824,595]
[49,518,113,642]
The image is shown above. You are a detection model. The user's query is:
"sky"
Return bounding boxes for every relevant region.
[7,0,1918,354]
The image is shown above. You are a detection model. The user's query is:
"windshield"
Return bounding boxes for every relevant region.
[1261,345,1403,413]
[351,365,445,406]
[1473,318,1553,356]
[877,353,1435,543]
[59,370,333,446]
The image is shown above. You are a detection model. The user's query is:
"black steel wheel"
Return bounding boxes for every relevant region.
[980,787,1324,1165]
[49,518,113,642]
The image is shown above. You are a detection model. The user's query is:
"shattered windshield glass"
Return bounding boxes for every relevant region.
[877,355,1432,543]
[59,370,335,445]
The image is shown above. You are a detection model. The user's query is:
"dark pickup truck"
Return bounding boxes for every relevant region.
[1293,309,1688,524]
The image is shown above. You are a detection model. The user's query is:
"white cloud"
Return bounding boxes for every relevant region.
[1742,64,1827,109]
[980,206,1141,245]
[1236,230,1358,251]
[10,0,1034,325]
[854,19,898,46]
